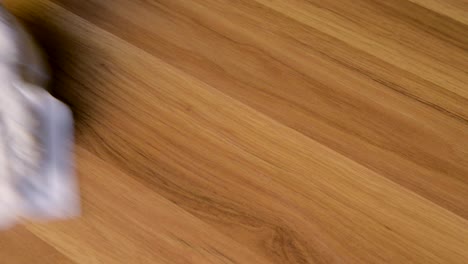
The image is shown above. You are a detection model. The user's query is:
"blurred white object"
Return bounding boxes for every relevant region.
[0,5,79,228]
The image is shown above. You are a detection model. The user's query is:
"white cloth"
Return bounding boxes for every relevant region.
[0,5,79,228]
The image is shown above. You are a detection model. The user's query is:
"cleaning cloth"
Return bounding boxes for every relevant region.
[0,5,79,228]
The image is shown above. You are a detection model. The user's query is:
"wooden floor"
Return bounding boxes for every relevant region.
[1,0,468,263]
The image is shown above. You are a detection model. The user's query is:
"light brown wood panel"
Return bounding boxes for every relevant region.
[36,0,468,218]
[407,0,468,25]
[0,227,74,264]
[2,0,468,263]
[257,0,468,98]
[26,147,269,264]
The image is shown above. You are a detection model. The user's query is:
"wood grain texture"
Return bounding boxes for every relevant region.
[1,0,468,263]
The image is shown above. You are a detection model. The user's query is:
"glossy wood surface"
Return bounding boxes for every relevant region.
[1,0,468,263]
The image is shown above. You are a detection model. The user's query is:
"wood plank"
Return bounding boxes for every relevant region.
[5,2,468,263]
[0,227,74,264]
[49,0,468,121]
[255,0,468,99]
[408,0,468,25]
[32,0,468,219]
[25,147,269,264]
[2,0,468,263]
